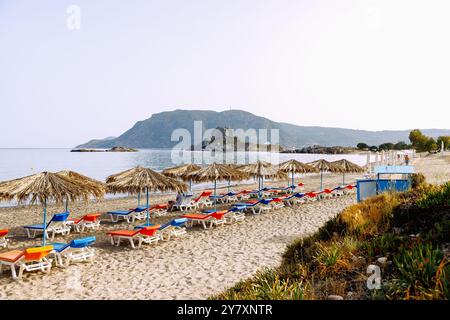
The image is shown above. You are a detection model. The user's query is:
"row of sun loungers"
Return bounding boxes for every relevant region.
[0,183,356,279]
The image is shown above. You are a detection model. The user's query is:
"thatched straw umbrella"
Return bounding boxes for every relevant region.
[185,163,248,208]
[279,159,318,188]
[106,166,187,226]
[307,159,345,191]
[0,171,105,245]
[56,170,105,211]
[331,159,365,185]
[161,163,201,193]
[237,161,287,196]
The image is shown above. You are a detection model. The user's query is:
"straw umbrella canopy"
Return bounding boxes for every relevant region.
[331,159,365,185]
[237,161,287,195]
[0,171,105,245]
[56,170,106,211]
[106,166,188,226]
[307,159,345,191]
[161,163,201,193]
[278,159,318,188]
[185,163,248,208]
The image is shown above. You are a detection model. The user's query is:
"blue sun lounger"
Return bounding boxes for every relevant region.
[23,212,70,240]
[232,199,268,214]
[50,236,96,267]
[282,192,306,205]
[108,207,147,223]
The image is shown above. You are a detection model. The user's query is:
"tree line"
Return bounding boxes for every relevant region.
[356,129,450,153]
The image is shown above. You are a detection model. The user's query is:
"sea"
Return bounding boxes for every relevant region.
[0,148,372,207]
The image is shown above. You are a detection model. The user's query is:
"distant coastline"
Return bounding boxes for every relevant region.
[70,146,138,153]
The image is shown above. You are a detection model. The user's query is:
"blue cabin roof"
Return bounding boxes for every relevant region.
[374,165,414,174]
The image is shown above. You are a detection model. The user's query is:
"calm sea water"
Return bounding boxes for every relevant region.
[0,148,371,182]
[0,149,371,206]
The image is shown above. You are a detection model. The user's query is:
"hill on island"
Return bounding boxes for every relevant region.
[77,109,450,149]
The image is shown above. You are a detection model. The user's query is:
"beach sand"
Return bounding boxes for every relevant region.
[0,155,447,299]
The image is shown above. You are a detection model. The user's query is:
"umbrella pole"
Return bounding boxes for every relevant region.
[291,171,294,189]
[260,176,264,198]
[65,198,68,212]
[214,180,217,211]
[138,190,141,207]
[189,179,192,193]
[320,171,323,191]
[343,172,345,185]
[228,178,231,192]
[42,199,47,246]
[146,187,150,226]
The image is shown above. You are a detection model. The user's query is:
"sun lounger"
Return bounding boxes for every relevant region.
[280,193,305,206]
[270,197,285,209]
[50,236,96,267]
[223,191,239,203]
[204,207,246,223]
[158,218,188,240]
[69,213,102,232]
[0,229,9,248]
[209,193,229,204]
[135,218,188,240]
[171,194,195,211]
[107,225,161,249]
[23,212,70,240]
[343,184,357,194]
[0,246,53,279]
[107,207,147,223]
[194,191,213,208]
[151,203,169,217]
[319,188,335,199]
[181,211,226,229]
[253,198,277,214]
[305,191,319,202]
[232,199,268,215]
[235,190,251,200]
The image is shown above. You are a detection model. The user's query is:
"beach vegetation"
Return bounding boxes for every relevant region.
[214,177,450,300]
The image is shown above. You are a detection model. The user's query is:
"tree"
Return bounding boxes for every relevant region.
[378,142,395,150]
[437,136,450,151]
[409,129,430,152]
[357,142,369,150]
[425,137,439,152]
[369,145,378,152]
[393,141,409,150]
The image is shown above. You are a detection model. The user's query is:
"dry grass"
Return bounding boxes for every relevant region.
[339,193,402,237]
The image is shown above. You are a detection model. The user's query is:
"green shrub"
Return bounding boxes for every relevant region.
[388,243,449,300]
[417,182,450,208]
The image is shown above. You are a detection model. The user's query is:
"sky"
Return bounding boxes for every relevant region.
[0,0,449,148]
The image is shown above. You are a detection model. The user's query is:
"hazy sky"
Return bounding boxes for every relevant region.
[1,0,449,148]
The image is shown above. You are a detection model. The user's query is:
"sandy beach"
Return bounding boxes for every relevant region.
[0,154,447,299]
